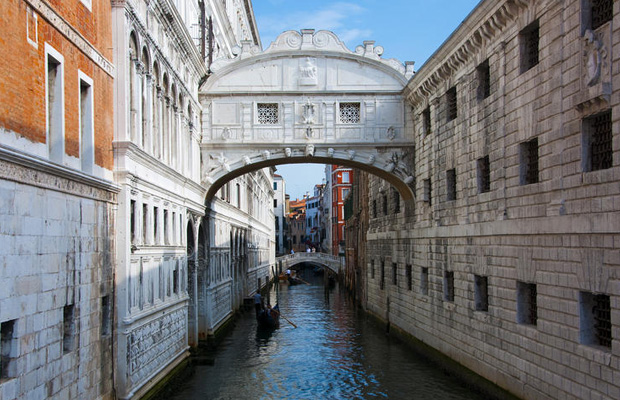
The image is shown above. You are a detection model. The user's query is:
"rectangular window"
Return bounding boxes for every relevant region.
[590,0,614,30]
[153,207,159,244]
[26,6,38,48]
[583,110,612,172]
[273,182,278,190]
[46,44,65,163]
[371,260,375,279]
[79,73,94,173]
[342,188,350,199]
[257,103,278,124]
[520,20,540,73]
[101,296,111,336]
[164,210,169,245]
[339,102,361,124]
[393,188,400,214]
[520,138,539,185]
[406,264,412,291]
[392,263,398,285]
[293,236,297,244]
[1,319,16,381]
[422,106,431,135]
[421,267,429,295]
[444,271,454,302]
[274,199,278,208]
[372,199,377,218]
[380,261,385,290]
[173,262,179,294]
[63,304,75,354]
[423,179,432,204]
[382,194,388,216]
[446,87,457,122]
[580,292,612,348]
[477,59,491,100]
[517,282,537,325]
[446,169,456,201]
[474,275,489,311]
[236,183,241,208]
[142,204,148,244]
[477,156,491,193]
[342,171,350,183]
[130,200,136,244]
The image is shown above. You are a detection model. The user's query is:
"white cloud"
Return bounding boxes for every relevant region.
[258,2,372,49]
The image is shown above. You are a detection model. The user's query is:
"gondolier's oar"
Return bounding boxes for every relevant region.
[279,312,297,328]
[295,277,311,285]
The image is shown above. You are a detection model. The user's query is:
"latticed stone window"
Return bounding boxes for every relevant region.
[520,138,539,185]
[591,0,614,30]
[339,102,361,124]
[422,106,431,135]
[475,275,489,311]
[444,271,454,302]
[583,110,612,171]
[517,282,537,325]
[580,292,612,348]
[477,59,491,100]
[257,103,279,124]
[446,87,457,122]
[477,155,491,193]
[520,20,539,73]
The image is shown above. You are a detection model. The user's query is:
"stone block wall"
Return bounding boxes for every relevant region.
[365,1,620,399]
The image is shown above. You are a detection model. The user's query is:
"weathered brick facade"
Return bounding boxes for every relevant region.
[365,1,620,399]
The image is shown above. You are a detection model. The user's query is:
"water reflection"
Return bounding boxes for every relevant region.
[171,269,487,400]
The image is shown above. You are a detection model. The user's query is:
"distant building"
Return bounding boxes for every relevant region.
[288,197,307,253]
[305,184,325,250]
[330,166,353,256]
[273,174,287,255]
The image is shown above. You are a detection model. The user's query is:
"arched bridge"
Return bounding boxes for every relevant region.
[276,252,342,275]
[199,29,416,204]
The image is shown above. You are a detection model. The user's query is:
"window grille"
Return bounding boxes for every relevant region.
[421,267,429,295]
[521,21,539,72]
[446,87,457,121]
[257,103,278,124]
[589,111,613,171]
[591,0,614,30]
[477,60,491,100]
[446,169,456,201]
[444,271,454,302]
[392,263,397,285]
[475,275,489,311]
[518,282,537,325]
[478,156,491,193]
[422,106,431,135]
[520,138,539,185]
[593,294,612,347]
[406,265,412,291]
[339,102,361,124]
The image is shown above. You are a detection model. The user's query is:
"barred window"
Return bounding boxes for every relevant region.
[422,106,432,135]
[339,102,361,124]
[474,275,489,311]
[520,138,539,185]
[477,59,491,100]
[591,0,614,30]
[583,110,612,172]
[580,292,612,348]
[520,20,539,73]
[444,271,454,302]
[477,155,491,193]
[517,282,537,325]
[257,103,278,124]
[446,87,457,122]
[446,169,456,201]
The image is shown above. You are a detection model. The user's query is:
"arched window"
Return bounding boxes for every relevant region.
[152,62,161,158]
[140,47,150,149]
[129,33,139,142]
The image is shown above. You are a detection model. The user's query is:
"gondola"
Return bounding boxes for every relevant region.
[256,304,280,330]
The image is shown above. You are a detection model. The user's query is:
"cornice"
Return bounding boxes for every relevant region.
[404,0,531,106]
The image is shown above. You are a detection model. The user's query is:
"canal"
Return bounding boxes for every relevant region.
[171,268,489,400]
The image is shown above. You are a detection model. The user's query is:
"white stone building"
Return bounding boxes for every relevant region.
[273,174,287,255]
[110,0,267,397]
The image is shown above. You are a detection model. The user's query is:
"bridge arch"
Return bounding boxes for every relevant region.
[199,29,416,205]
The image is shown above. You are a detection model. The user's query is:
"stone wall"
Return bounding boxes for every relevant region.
[365,0,620,399]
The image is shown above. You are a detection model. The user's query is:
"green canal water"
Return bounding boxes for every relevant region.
[171,270,490,400]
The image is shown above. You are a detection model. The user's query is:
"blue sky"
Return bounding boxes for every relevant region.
[252,0,481,200]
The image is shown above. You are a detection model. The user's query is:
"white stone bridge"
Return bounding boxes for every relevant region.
[199,29,416,204]
[276,252,342,275]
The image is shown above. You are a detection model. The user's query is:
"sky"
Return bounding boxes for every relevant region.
[252,0,481,200]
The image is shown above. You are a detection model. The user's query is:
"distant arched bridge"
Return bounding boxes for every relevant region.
[276,252,342,275]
